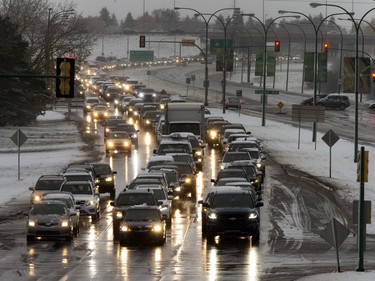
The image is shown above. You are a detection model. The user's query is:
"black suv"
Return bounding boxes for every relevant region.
[316,94,350,110]
[118,206,167,246]
[110,189,161,240]
[199,187,263,242]
[90,162,117,200]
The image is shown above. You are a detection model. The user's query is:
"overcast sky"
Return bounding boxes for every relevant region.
[51,0,375,24]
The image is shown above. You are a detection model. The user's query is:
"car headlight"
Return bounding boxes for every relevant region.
[123,141,130,147]
[256,163,262,168]
[28,220,36,227]
[160,205,168,211]
[114,100,119,104]
[195,151,202,156]
[105,177,113,182]
[104,112,109,117]
[145,120,151,124]
[160,104,165,110]
[131,134,137,139]
[105,128,110,133]
[115,211,123,219]
[85,105,91,109]
[125,85,130,91]
[208,213,217,220]
[185,177,192,184]
[107,141,114,148]
[121,225,130,232]
[139,93,144,98]
[249,213,258,220]
[33,194,42,202]
[61,220,69,227]
[210,130,217,139]
[93,112,98,117]
[86,200,94,206]
[152,224,163,232]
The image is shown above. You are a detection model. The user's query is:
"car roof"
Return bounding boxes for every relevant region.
[42,191,75,199]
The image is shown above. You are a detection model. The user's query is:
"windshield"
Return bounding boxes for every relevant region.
[223,153,251,162]
[159,144,191,154]
[93,165,111,175]
[229,142,257,151]
[30,204,67,215]
[35,179,64,190]
[61,184,93,195]
[44,198,73,208]
[117,194,155,206]
[212,194,254,208]
[169,123,200,136]
[124,209,160,221]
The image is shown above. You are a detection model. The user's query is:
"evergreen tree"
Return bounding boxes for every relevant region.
[0,16,50,126]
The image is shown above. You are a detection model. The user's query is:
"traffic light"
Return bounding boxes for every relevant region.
[363,150,369,182]
[139,35,146,48]
[274,40,280,52]
[372,72,375,82]
[56,57,75,98]
[323,42,329,53]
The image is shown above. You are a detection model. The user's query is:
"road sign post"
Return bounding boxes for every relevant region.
[10,129,28,180]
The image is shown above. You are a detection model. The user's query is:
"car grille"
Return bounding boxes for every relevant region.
[76,200,87,206]
[38,222,59,227]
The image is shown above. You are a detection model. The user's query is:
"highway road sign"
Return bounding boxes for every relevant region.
[291,105,325,123]
[129,50,154,62]
[181,39,195,46]
[10,129,27,147]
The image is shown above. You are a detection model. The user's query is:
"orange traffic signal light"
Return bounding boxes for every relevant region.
[274,40,280,52]
[56,57,75,98]
[372,72,375,82]
[323,42,329,53]
[139,35,146,48]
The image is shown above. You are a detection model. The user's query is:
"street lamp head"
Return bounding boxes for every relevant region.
[174,7,181,10]
[241,13,255,17]
[278,10,287,15]
[310,2,322,8]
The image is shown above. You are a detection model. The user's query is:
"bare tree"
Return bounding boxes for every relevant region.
[0,0,97,73]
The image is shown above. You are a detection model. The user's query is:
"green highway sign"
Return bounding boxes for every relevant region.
[129,50,154,62]
[255,90,279,94]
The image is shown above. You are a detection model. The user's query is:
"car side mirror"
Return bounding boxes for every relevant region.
[210,179,216,183]
[113,171,117,175]
[198,200,203,205]
[202,202,210,208]
[29,187,34,191]
[110,201,115,206]
[256,202,264,208]
[157,201,163,206]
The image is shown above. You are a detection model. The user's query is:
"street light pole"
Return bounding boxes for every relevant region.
[279,25,291,91]
[174,7,236,107]
[242,13,300,126]
[311,2,375,273]
[310,3,375,162]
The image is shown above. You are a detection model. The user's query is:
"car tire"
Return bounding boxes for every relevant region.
[340,103,346,110]
[110,190,116,200]
[26,235,34,242]
[252,230,260,243]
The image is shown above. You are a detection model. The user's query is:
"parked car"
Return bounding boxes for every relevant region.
[42,191,81,235]
[60,181,100,222]
[26,200,74,242]
[118,205,167,246]
[29,175,66,204]
[316,94,350,109]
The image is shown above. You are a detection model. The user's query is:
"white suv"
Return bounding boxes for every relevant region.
[134,184,172,225]
[60,181,100,222]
